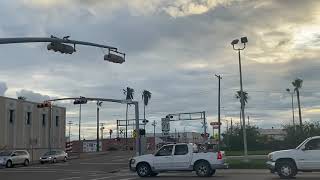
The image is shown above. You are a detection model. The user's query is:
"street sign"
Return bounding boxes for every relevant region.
[210,122,221,129]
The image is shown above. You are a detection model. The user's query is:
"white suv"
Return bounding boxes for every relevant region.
[0,150,30,168]
[267,136,320,178]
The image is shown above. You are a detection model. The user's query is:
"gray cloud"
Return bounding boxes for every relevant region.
[0,82,7,96]
[0,0,320,139]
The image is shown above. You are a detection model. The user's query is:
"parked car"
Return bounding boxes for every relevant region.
[129,143,228,177]
[0,150,30,168]
[267,136,320,178]
[40,150,68,164]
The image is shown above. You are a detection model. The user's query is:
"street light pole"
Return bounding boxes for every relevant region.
[232,37,248,158]
[215,74,222,151]
[96,101,102,152]
[79,104,81,141]
[151,120,157,151]
[286,89,295,126]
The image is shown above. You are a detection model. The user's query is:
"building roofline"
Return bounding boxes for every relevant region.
[0,96,66,109]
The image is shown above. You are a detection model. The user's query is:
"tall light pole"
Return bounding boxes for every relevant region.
[151,120,157,150]
[215,74,222,151]
[286,88,295,126]
[231,36,248,158]
[96,101,103,152]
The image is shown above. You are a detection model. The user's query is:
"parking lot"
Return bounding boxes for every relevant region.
[0,152,320,180]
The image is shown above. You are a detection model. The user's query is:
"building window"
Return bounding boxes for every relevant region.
[9,110,14,124]
[42,114,46,127]
[55,116,59,127]
[26,112,32,125]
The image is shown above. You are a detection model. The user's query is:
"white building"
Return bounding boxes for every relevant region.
[258,128,287,141]
[0,96,66,161]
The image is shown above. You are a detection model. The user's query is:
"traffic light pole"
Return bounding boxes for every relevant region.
[0,37,117,50]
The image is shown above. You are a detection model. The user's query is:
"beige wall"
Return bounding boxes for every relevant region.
[0,96,66,161]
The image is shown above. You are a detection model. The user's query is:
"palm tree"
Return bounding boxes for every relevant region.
[142,90,152,129]
[235,91,249,125]
[123,87,134,142]
[292,78,303,127]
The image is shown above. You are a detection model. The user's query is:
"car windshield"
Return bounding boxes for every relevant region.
[296,138,310,149]
[44,151,56,156]
[0,151,12,156]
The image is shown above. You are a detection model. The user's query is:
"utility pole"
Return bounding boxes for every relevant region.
[151,120,156,150]
[215,74,222,151]
[247,116,250,126]
[68,121,73,142]
[230,118,233,134]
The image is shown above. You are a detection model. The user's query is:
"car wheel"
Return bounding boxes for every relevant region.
[6,160,13,168]
[150,172,158,177]
[195,161,212,177]
[52,158,57,163]
[24,159,29,166]
[209,169,216,176]
[277,161,297,179]
[136,163,151,177]
[63,157,67,162]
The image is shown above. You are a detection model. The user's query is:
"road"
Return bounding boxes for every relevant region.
[0,152,319,180]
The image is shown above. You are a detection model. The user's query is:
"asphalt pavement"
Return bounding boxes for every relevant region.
[0,151,319,180]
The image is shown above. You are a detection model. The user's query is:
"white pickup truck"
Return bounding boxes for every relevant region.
[267,136,320,178]
[129,143,228,177]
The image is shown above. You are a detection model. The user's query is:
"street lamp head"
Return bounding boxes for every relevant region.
[231,39,239,45]
[241,37,248,44]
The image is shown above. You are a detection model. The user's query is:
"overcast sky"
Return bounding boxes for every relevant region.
[0,0,320,140]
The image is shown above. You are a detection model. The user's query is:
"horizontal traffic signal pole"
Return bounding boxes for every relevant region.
[0,36,125,64]
[0,37,117,50]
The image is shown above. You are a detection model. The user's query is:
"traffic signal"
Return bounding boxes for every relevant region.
[104,53,125,64]
[142,119,149,124]
[73,97,88,105]
[139,129,146,136]
[47,42,75,54]
[37,102,51,108]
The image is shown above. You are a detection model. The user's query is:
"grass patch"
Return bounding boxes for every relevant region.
[226,159,267,169]
[225,150,270,156]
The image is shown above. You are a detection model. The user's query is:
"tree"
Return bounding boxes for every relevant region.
[222,125,261,151]
[123,87,134,142]
[235,91,249,124]
[283,122,320,148]
[142,90,152,129]
[292,78,303,127]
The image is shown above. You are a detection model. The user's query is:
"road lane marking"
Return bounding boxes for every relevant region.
[57,177,81,180]
[118,177,138,180]
[89,174,133,180]
[0,170,56,173]
[80,162,127,165]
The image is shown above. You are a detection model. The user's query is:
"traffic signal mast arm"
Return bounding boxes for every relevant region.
[0,37,117,50]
